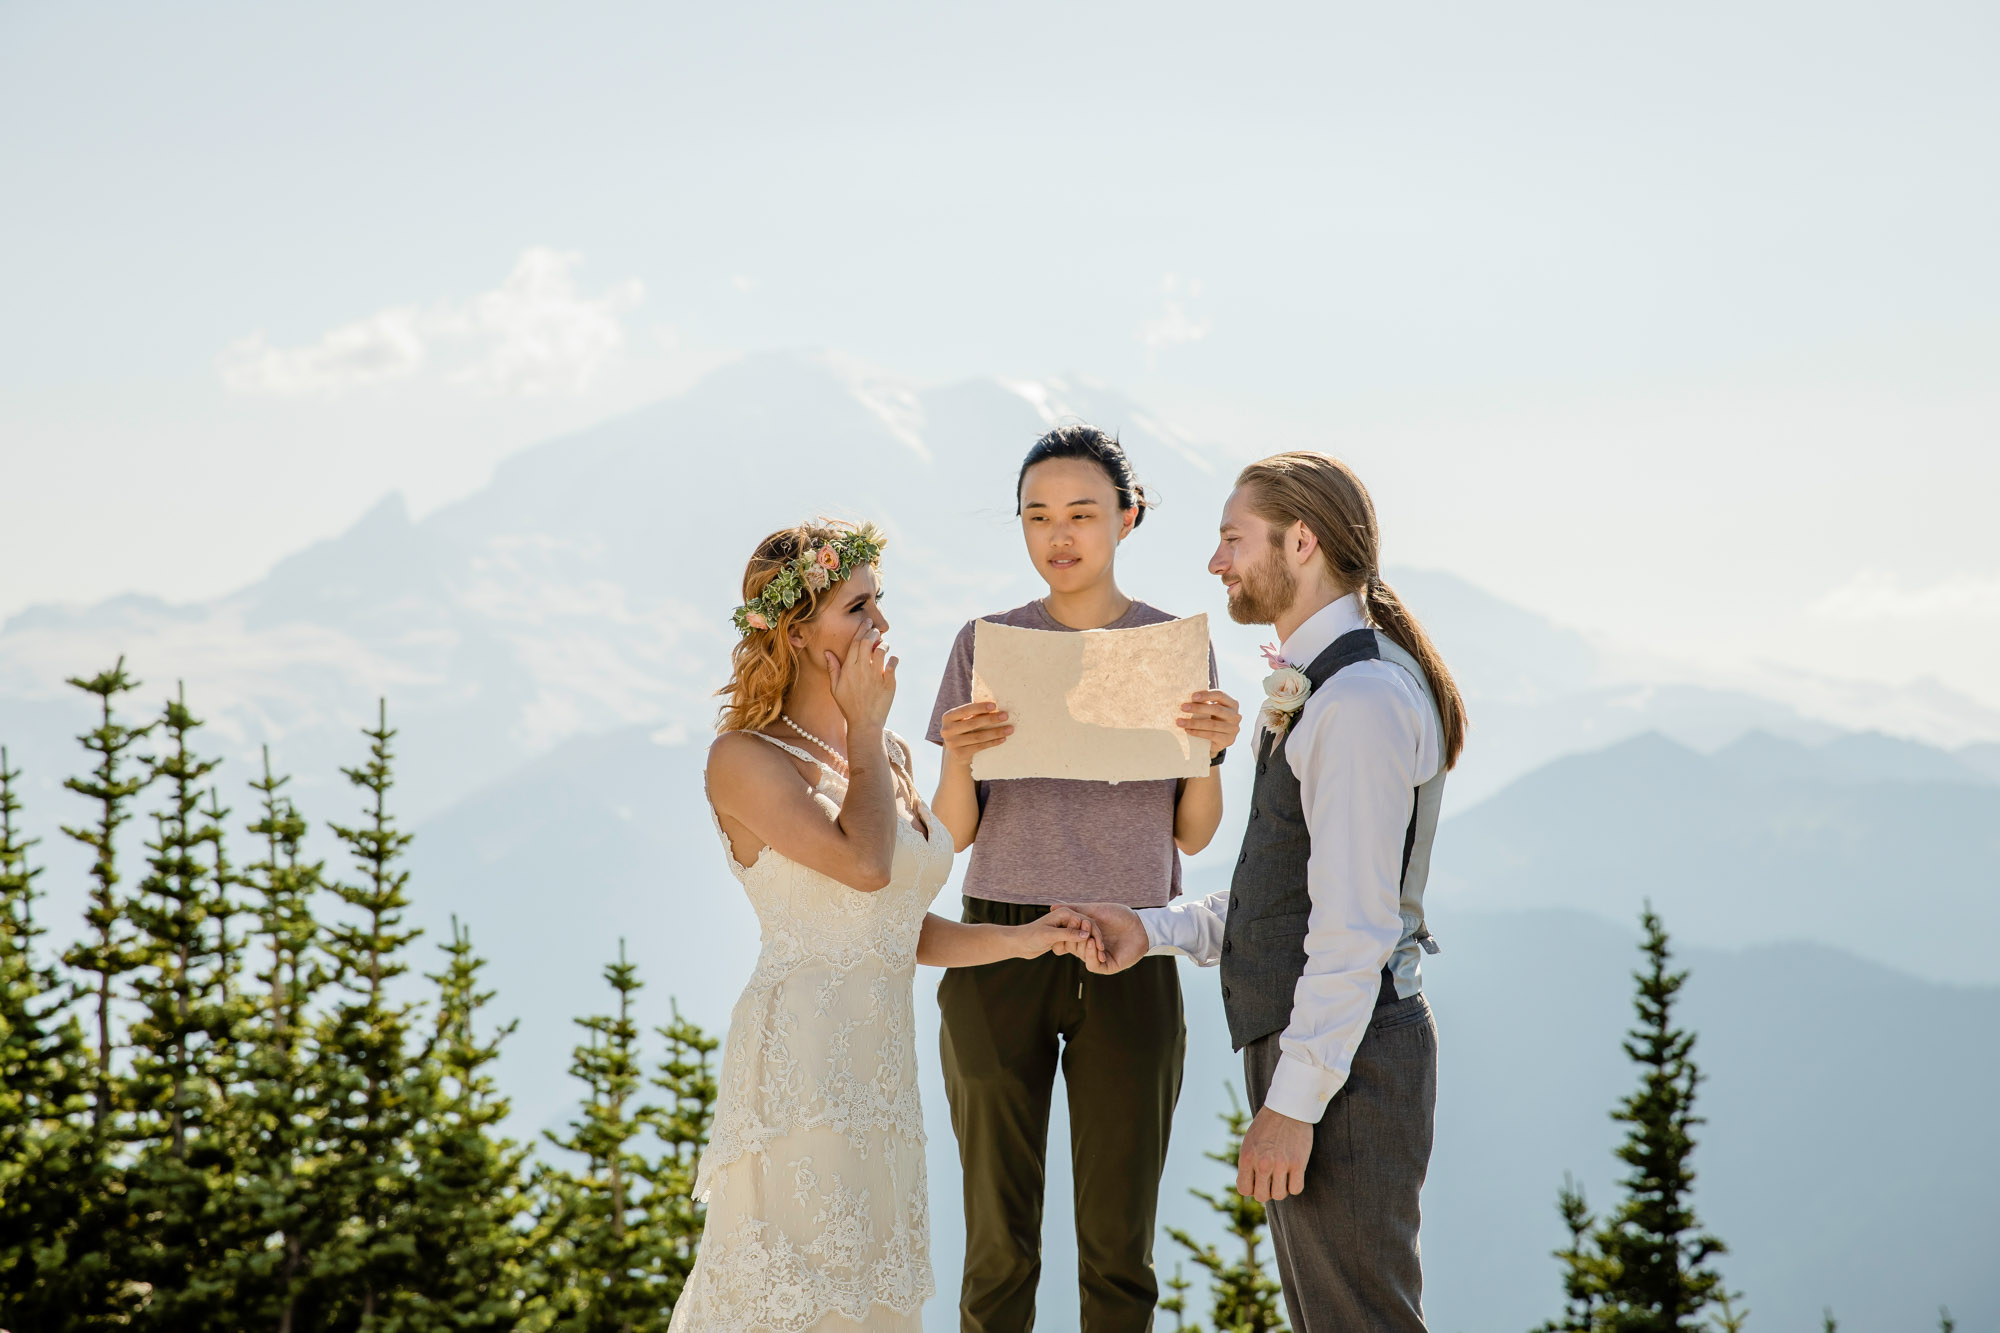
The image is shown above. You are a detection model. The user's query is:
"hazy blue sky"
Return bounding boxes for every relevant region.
[3,0,1996,717]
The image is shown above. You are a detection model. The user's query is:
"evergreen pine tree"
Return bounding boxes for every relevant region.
[1537,1174,1603,1333]
[59,658,154,1128]
[1158,1263,1198,1332]
[231,748,338,1332]
[1163,1085,1289,1333]
[642,1000,718,1314]
[1534,906,1737,1333]
[543,942,673,1333]
[393,916,534,1331]
[45,661,157,1328]
[0,746,96,1323]
[319,698,426,1327]
[121,684,252,1328]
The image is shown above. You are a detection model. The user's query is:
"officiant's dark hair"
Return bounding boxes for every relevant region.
[1016,424,1154,530]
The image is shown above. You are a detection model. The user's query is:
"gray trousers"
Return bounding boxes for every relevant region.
[1242,993,1437,1333]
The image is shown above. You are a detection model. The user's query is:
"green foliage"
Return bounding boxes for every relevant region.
[538,943,713,1332]
[1159,1263,1197,1331]
[1535,906,1737,1333]
[646,1000,719,1311]
[317,698,428,1326]
[0,665,721,1332]
[1162,1084,1289,1333]
[0,746,99,1319]
[120,685,250,1327]
[59,656,154,1127]
[388,917,535,1331]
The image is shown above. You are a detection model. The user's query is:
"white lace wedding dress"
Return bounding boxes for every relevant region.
[670,732,952,1333]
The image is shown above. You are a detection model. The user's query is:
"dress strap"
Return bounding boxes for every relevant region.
[885,729,914,778]
[744,730,827,770]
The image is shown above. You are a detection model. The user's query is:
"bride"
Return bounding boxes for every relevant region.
[672,520,1099,1332]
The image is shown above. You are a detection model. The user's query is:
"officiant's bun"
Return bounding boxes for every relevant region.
[1016,424,1155,530]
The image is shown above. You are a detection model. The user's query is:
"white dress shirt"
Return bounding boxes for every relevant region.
[1138,594,1442,1123]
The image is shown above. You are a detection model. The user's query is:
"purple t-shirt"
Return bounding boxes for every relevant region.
[926,599,1220,909]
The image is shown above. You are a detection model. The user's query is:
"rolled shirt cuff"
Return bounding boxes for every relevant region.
[1137,908,1204,961]
[1139,910,1180,958]
[1262,1051,1345,1124]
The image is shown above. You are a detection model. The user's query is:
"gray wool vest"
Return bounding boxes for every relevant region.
[1218,627,1447,1052]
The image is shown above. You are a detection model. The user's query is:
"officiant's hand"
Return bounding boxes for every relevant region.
[1055,902,1149,974]
[1177,689,1242,760]
[938,700,1012,769]
[1238,1106,1313,1202]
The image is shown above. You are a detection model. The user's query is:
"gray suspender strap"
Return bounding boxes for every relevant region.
[1375,635,1446,954]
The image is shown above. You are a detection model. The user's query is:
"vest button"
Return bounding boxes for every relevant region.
[1222,985,1231,999]
[1249,809,1260,821]
[1237,852,1247,865]
[1257,763,1267,776]
[1223,939,1232,954]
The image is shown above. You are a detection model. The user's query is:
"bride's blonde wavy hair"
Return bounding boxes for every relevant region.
[716,518,889,735]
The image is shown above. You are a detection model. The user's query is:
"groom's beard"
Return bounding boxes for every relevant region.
[1227,545,1297,626]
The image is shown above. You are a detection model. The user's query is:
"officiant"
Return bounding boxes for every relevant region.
[926,424,1239,1333]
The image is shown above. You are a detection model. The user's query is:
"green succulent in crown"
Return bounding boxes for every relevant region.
[731,525,885,635]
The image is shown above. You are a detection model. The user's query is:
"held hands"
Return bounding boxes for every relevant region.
[1018,906,1102,960]
[1048,902,1149,974]
[1177,689,1242,760]
[1237,1105,1314,1202]
[827,621,897,731]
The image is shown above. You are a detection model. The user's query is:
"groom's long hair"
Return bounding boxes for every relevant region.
[1238,453,1469,769]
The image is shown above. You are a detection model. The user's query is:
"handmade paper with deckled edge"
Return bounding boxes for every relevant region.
[968,614,1211,783]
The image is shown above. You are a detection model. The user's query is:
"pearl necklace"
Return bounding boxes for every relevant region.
[781,714,849,777]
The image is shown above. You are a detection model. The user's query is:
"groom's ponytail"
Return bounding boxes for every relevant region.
[1237,453,1468,770]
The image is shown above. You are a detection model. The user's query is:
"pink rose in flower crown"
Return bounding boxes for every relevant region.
[814,545,841,570]
[745,610,771,631]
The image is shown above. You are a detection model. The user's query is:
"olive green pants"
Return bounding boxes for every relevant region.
[939,896,1186,1333]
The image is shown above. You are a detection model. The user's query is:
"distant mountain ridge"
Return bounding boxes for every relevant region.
[1432,728,2000,985]
[9,348,1977,852]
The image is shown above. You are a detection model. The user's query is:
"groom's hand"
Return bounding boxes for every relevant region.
[1055,903,1148,974]
[1238,1106,1313,1202]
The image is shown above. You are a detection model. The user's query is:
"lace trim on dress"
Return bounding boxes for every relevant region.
[693,732,949,1202]
[670,1147,932,1331]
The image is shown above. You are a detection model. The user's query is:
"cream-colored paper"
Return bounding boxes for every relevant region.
[969,614,1211,783]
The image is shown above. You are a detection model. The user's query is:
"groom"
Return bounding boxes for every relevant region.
[1064,451,1465,1332]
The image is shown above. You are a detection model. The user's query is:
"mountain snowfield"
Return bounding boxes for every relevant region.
[3,350,1996,1327]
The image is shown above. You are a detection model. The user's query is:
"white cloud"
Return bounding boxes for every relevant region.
[218,306,428,394]
[217,248,643,396]
[1810,571,2000,620]
[1136,273,1211,366]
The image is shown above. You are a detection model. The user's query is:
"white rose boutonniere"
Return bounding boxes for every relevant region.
[1259,665,1312,739]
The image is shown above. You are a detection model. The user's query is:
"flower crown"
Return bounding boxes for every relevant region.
[731,526,887,636]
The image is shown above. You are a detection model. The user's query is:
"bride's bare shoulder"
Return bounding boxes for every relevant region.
[709,729,777,772]
[708,730,807,796]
